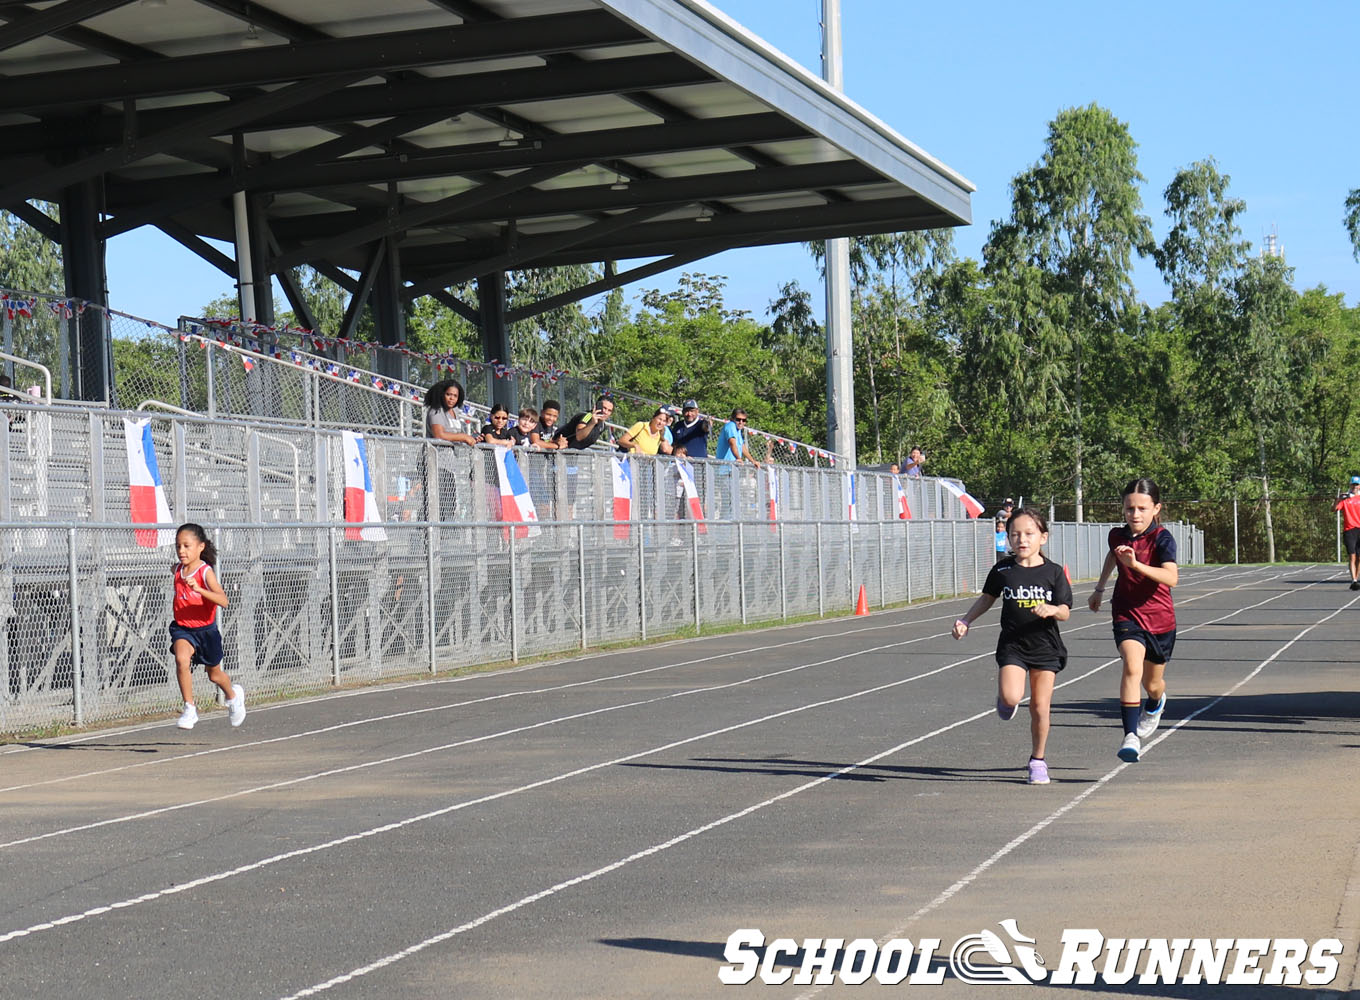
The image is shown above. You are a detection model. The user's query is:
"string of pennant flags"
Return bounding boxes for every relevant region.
[1,285,844,466]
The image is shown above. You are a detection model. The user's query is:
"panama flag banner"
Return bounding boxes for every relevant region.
[610,456,633,540]
[893,474,912,520]
[493,446,540,539]
[764,464,779,532]
[341,430,387,541]
[123,418,174,548]
[940,479,985,518]
[675,458,706,533]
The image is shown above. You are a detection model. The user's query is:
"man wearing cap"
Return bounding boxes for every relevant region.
[671,399,711,458]
[1334,481,1360,589]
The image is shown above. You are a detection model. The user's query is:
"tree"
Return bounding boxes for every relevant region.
[1,204,65,376]
[1345,189,1360,261]
[984,104,1152,518]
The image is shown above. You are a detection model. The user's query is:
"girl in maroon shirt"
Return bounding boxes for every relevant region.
[1088,478,1179,763]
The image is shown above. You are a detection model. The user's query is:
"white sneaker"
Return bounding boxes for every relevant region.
[1135,692,1165,739]
[176,703,198,730]
[1117,732,1141,762]
[228,685,246,727]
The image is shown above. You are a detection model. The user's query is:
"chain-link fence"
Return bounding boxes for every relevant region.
[1069,497,1332,564]
[0,399,993,527]
[176,317,848,469]
[6,514,1184,736]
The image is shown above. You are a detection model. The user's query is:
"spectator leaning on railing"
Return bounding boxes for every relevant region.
[618,408,673,456]
[715,409,760,466]
[671,399,710,458]
[558,396,615,450]
[424,379,478,446]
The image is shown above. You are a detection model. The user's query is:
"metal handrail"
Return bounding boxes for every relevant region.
[138,399,303,517]
[0,350,52,404]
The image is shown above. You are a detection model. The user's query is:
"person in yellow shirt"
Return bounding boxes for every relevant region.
[618,409,673,456]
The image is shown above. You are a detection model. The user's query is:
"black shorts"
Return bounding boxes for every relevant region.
[1112,619,1176,665]
[169,621,223,668]
[1345,528,1360,556]
[996,645,1065,673]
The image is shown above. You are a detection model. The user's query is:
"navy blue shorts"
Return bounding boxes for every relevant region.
[169,622,223,668]
[1113,619,1176,665]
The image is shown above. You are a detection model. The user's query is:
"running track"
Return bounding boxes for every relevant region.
[3,564,1359,999]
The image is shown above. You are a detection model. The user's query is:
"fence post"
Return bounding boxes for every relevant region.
[779,521,788,621]
[692,520,701,634]
[950,520,958,597]
[929,523,937,600]
[877,521,886,608]
[68,527,83,727]
[509,528,520,662]
[972,518,979,595]
[905,521,912,603]
[426,524,437,674]
[847,519,855,611]
[816,521,824,618]
[1234,497,1240,565]
[173,421,188,522]
[638,519,647,641]
[737,521,747,626]
[578,523,588,650]
[205,342,216,420]
[328,526,341,685]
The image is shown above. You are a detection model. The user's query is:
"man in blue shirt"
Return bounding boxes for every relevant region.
[715,409,760,466]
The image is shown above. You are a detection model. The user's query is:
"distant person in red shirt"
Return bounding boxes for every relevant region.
[1334,481,1360,590]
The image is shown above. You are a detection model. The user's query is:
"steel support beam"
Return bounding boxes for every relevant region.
[372,236,405,380]
[58,176,109,403]
[0,71,367,209]
[0,11,640,113]
[477,271,513,410]
[270,164,576,273]
[154,219,238,278]
[102,109,449,238]
[0,0,137,54]
[502,248,724,323]
[5,53,711,157]
[338,242,385,341]
[404,204,673,302]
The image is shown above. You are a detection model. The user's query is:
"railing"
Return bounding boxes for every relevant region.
[0,513,1203,737]
[0,399,990,526]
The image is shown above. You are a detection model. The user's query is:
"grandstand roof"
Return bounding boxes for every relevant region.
[0,0,974,299]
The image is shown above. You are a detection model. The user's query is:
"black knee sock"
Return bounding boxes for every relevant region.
[1121,703,1140,735]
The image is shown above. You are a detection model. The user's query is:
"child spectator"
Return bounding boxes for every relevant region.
[481,403,516,445]
[510,406,538,446]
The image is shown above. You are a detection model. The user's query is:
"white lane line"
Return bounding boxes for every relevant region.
[0,566,1301,849]
[273,576,1332,1000]
[791,577,1355,1000]
[0,562,1278,795]
[0,567,1310,957]
[0,563,1260,761]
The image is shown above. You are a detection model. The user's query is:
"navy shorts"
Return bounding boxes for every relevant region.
[1345,528,1360,556]
[1113,619,1176,665]
[996,645,1065,673]
[169,622,223,668]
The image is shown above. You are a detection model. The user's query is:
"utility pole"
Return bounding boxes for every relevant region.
[821,0,856,467]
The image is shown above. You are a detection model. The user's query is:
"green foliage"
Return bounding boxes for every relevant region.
[1346,189,1360,262]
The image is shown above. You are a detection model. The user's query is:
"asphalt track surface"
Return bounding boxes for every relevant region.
[4,564,1360,999]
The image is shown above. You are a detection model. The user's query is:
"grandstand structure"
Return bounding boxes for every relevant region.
[0,0,975,410]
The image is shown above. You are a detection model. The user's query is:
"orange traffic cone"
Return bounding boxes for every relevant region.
[854,585,869,616]
[1063,565,1072,583]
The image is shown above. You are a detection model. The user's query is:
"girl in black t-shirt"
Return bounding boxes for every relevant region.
[480,403,516,445]
[952,508,1072,785]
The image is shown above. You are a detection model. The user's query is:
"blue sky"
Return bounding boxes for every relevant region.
[105,0,1358,328]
